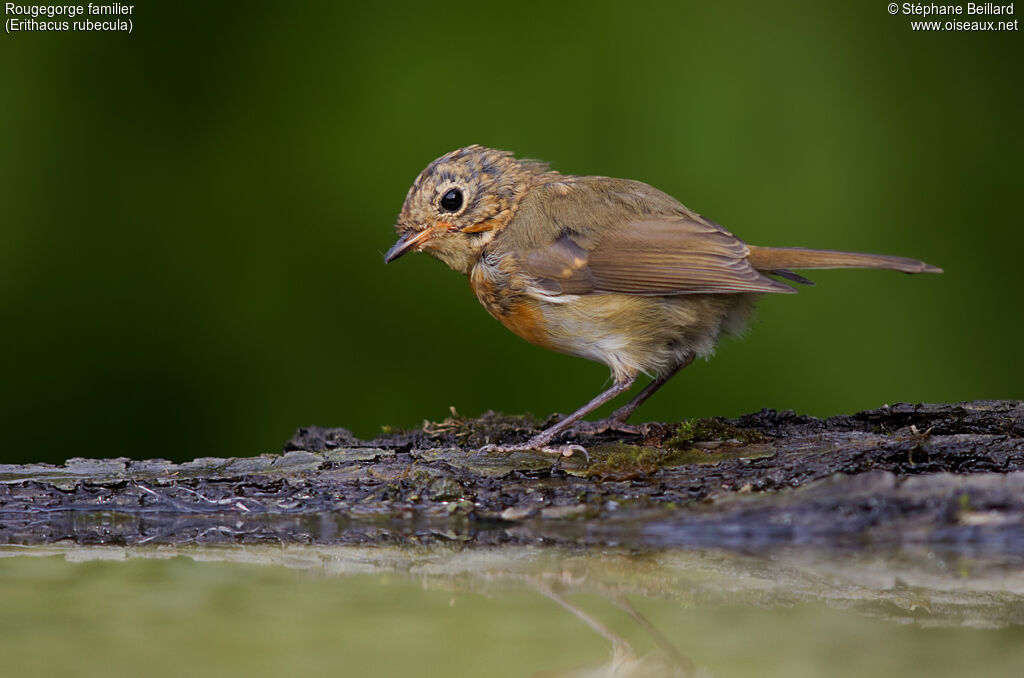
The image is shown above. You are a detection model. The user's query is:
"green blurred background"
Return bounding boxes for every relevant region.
[1,1,1020,464]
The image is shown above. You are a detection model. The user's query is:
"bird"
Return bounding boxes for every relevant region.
[385,145,941,456]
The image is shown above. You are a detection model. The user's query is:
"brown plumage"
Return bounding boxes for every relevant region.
[386,145,941,456]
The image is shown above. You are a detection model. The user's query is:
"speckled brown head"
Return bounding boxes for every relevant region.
[385,145,553,274]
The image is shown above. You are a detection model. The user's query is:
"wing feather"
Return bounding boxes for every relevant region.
[521,217,795,296]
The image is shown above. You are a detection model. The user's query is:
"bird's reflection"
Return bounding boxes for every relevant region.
[529,579,705,678]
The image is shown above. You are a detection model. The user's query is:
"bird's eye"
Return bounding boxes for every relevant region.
[439,188,463,212]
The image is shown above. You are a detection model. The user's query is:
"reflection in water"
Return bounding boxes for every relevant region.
[531,582,699,677]
[0,544,1021,677]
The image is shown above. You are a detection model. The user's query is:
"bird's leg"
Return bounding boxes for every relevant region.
[574,353,696,435]
[532,581,635,661]
[606,354,694,423]
[611,595,695,674]
[481,375,637,457]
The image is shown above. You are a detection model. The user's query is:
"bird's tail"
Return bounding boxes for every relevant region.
[747,246,942,275]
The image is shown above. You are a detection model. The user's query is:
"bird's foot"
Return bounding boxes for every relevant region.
[480,441,589,461]
[570,416,643,437]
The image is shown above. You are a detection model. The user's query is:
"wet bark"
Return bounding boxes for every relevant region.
[2,400,1022,553]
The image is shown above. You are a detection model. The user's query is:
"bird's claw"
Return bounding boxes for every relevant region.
[571,418,642,436]
[550,444,589,461]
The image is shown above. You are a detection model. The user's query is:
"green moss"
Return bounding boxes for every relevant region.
[666,417,768,449]
[584,444,683,479]
[667,420,698,448]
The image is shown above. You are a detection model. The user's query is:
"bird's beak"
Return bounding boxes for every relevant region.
[384,224,446,263]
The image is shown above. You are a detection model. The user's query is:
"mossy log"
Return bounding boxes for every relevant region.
[1,400,1022,552]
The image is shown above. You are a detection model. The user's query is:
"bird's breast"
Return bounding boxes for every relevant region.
[469,261,554,350]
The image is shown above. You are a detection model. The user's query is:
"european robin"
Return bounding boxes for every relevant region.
[385,145,941,456]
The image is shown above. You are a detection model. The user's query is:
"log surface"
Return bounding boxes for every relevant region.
[1,400,1022,552]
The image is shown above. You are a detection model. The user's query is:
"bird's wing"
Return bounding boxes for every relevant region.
[513,181,795,296]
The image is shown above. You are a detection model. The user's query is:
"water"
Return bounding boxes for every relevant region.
[1,544,1021,677]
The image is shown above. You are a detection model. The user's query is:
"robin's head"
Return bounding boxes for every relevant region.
[385,145,552,273]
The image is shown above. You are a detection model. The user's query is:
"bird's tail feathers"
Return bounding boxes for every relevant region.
[747,246,942,275]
